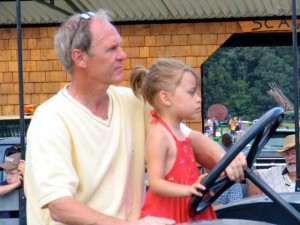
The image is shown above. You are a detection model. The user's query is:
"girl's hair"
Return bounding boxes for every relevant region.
[54,9,112,74]
[130,58,200,108]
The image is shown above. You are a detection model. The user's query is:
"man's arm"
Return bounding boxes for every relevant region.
[248,180,263,196]
[189,130,247,182]
[48,197,175,225]
[48,197,130,225]
[248,170,263,196]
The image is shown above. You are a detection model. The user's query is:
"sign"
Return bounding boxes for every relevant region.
[239,18,300,32]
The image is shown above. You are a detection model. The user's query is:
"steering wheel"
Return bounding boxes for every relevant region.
[189,107,300,224]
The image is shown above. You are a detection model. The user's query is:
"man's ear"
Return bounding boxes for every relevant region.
[159,90,172,106]
[71,49,87,69]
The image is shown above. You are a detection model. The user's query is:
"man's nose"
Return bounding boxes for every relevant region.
[118,48,127,60]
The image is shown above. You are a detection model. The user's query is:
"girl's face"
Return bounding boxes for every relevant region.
[170,71,201,120]
[6,168,20,184]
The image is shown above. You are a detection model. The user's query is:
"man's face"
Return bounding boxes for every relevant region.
[5,168,20,184]
[283,147,296,173]
[85,18,127,85]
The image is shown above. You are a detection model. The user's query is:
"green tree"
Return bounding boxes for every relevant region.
[203,46,296,121]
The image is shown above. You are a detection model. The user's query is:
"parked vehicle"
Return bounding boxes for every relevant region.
[243,129,294,169]
[0,115,31,138]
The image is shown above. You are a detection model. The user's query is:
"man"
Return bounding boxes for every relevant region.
[209,133,243,207]
[201,167,243,208]
[249,134,296,196]
[25,9,246,225]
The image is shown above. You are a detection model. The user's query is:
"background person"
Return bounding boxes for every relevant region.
[248,134,296,196]
[212,117,219,137]
[4,144,26,177]
[0,152,23,218]
[238,118,244,131]
[25,9,246,225]
[207,117,213,132]
[236,118,245,141]
[204,119,211,134]
[200,167,243,208]
[0,153,22,196]
[221,133,233,151]
[130,58,216,223]
[205,132,243,208]
[229,117,239,142]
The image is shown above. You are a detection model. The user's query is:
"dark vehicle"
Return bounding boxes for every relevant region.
[216,193,300,225]
[243,129,294,169]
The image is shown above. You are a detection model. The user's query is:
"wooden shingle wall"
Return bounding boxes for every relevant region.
[0,21,242,130]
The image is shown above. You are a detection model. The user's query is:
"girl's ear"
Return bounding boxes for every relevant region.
[71,49,87,69]
[159,90,172,106]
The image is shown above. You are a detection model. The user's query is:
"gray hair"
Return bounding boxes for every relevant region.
[54,9,113,74]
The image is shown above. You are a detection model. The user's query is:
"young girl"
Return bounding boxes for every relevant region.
[130,58,216,223]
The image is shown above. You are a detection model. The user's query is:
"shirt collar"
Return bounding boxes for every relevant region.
[282,167,289,175]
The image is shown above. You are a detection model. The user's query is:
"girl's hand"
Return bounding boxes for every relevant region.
[188,173,208,196]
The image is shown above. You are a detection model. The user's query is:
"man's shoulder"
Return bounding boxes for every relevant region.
[109,85,131,92]
[30,90,65,118]
[257,165,286,176]
[108,85,134,97]
[108,86,145,107]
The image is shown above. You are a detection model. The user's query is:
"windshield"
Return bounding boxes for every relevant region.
[243,131,292,156]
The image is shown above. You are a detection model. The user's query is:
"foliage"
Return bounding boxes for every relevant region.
[203,46,296,120]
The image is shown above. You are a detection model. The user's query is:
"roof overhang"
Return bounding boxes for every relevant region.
[1,0,300,26]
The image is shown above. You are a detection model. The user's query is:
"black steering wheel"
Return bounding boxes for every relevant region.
[189,107,300,224]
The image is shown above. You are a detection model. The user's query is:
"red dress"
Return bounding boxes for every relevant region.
[141,112,216,223]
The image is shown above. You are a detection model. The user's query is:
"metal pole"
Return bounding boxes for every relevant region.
[16,0,27,224]
[292,0,300,192]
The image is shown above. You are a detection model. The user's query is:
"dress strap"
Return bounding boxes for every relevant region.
[150,110,178,141]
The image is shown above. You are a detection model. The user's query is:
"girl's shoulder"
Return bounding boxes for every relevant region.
[148,122,174,143]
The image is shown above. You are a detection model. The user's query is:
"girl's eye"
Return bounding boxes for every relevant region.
[189,89,196,94]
